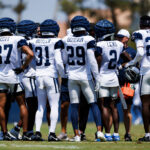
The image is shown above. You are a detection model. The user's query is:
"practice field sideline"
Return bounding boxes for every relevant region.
[0,123,149,150]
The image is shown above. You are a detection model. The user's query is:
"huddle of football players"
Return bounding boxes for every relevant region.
[0,14,149,142]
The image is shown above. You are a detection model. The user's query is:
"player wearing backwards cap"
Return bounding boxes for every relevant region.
[29,19,65,141]
[9,20,38,140]
[125,15,150,141]
[95,19,131,141]
[0,17,33,140]
[61,16,105,142]
[116,29,136,141]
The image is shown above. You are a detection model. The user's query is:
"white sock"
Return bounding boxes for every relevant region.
[113,133,119,136]
[48,126,51,134]
[145,133,149,137]
[105,133,111,136]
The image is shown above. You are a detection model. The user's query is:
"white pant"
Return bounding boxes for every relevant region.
[68,79,96,104]
[35,76,60,133]
[140,73,150,96]
[98,86,118,98]
[22,77,37,98]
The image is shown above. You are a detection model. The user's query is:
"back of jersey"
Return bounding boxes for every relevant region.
[63,35,94,80]
[30,38,59,78]
[135,29,150,75]
[0,36,23,83]
[97,40,123,87]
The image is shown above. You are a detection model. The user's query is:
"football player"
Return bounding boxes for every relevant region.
[62,16,105,142]
[95,19,131,141]
[29,19,65,141]
[125,15,150,141]
[9,20,38,140]
[0,17,33,140]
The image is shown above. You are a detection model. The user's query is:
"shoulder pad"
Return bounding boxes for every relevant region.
[95,46,102,57]
[131,32,143,41]
[54,40,64,49]
[17,39,28,48]
[87,40,96,49]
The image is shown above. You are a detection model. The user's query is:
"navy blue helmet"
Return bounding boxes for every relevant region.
[70,16,90,33]
[140,15,150,28]
[17,20,37,37]
[95,19,115,40]
[0,17,16,34]
[40,19,60,36]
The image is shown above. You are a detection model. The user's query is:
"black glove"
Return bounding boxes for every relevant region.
[13,68,24,75]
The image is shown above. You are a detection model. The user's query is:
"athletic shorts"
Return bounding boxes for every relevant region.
[140,73,150,96]
[98,86,118,99]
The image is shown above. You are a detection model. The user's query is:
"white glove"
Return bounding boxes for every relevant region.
[95,80,100,92]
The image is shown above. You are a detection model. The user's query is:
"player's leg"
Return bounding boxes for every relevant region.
[45,77,60,141]
[109,87,120,141]
[79,92,90,141]
[34,77,46,141]
[81,80,105,141]
[138,74,150,141]
[68,79,81,142]
[58,78,70,140]
[22,77,38,136]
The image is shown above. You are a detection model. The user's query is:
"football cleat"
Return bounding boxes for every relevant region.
[17,20,37,37]
[3,132,16,141]
[124,133,132,141]
[95,131,106,142]
[0,131,3,141]
[70,16,90,33]
[40,19,60,36]
[69,135,81,142]
[32,132,44,141]
[94,19,115,41]
[58,132,69,141]
[112,133,120,141]
[22,133,32,141]
[104,134,113,141]
[80,133,86,141]
[9,126,22,140]
[48,133,60,142]
[0,17,16,34]
[138,136,150,142]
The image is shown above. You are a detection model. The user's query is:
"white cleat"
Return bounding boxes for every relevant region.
[58,132,69,141]
[96,131,106,141]
[69,135,81,142]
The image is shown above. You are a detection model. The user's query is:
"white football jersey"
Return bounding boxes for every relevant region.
[62,35,95,80]
[21,41,36,77]
[97,40,123,87]
[29,38,60,78]
[133,29,150,75]
[0,35,26,84]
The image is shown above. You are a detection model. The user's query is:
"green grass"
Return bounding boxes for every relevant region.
[0,123,150,150]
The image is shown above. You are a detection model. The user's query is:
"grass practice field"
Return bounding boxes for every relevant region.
[0,123,150,150]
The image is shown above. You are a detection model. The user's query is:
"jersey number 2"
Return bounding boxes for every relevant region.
[108,50,117,69]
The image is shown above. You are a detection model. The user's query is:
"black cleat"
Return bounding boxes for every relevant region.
[81,133,86,141]
[32,132,44,141]
[138,136,150,142]
[124,133,132,141]
[48,133,60,141]
[3,132,16,141]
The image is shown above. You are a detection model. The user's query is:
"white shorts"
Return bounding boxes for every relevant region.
[36,76,59,94]
[98,86,118,98]
[0,83,24,94]
[22,77,37,98]
[140,73,150,96]
[68,79,96,104]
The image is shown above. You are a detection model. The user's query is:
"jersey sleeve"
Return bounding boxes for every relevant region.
[95,46,102,57]
[87,40,96,49]
[17,39,28,48]
[54,40,64,50]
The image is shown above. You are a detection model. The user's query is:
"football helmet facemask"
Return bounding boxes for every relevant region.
[124,66,140,83]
